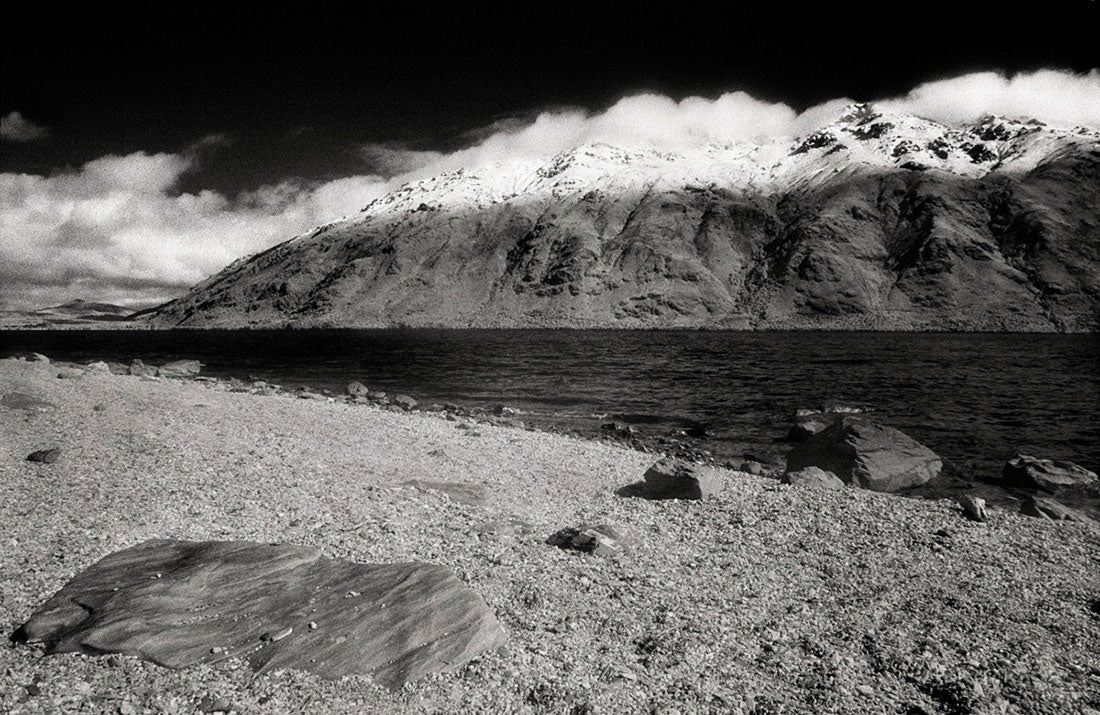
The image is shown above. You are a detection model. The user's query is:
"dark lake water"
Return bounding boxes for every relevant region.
[2,329,1098,508]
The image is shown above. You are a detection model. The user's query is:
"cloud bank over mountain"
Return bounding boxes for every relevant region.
[2,69,1097,309]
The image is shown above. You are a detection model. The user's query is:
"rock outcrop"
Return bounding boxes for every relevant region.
[143,110,1100,332]
[1002,455,1098,492]
[13,539,507,689]
[785,417,942,492]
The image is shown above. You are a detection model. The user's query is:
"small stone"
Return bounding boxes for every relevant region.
[958,495,988,522]
[783,466,845,490]
[345,381,369,397]
[119,702,138,715]
[392,394,418,411]
[26,448,62,464]
[309,621,318,630]
[262,626,293,642]
[856,684,874,696]
[210,646,225,654]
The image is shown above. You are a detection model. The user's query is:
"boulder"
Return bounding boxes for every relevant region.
[958,495,989,522]
[128,360,157,377]
[156,360,202,378]
[739,461,766,476]
[12,539,507,689]
[639,458,720,500]
[84,361,112,374]
[547,524,632,557]
[30,353,50,363]
[785,416,942,492]
[26,448,62,464]
[787,416,832,442]
[345,381,369,397]
[392,394,417,411]
[1002,455,1097,493]
[783,466,845,490]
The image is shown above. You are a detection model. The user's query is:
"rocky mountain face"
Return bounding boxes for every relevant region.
[146,106,1100,331]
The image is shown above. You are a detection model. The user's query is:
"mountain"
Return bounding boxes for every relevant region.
[0,299,136,328]
[146,105,1100,331]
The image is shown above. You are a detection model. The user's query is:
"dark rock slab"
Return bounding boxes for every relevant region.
[156,360,202,378]
[547,524,632,557]
[12,539,506,689]
[1020,496,1094,523]
[621,458,720,500]
[1002,455,1097,493]
[1,392,55,411]
[403,479,489,507]
[26,448,62,464]
[783,466,845,490]
[785,416,942,493]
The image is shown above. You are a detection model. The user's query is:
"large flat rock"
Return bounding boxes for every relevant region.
[786,416,942,493]
[13,539,506,688]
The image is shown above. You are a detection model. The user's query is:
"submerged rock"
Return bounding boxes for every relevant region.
[1002,455,1097,493]
[783,466,845,490]
[12,539,507,689]
[156,360,202,378]
[785,416,942,492]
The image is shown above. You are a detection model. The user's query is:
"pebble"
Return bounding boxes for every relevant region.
[262,626,293,642]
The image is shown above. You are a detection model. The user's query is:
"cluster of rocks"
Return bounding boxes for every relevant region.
[777,408,1097,524]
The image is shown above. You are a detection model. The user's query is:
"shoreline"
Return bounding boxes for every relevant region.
[1,358,1099,713]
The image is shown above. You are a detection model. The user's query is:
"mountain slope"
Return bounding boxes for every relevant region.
[147,107,1100,331]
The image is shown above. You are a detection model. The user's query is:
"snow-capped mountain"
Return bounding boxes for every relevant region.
[146,105,1100,331]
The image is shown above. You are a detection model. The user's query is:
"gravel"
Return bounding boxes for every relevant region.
[1,357,1098,714]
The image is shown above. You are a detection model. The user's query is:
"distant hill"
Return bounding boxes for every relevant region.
[137,107,1100,331]
[0,299,137,328]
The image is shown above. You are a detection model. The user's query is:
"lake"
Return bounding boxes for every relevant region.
[2,329,1098,509]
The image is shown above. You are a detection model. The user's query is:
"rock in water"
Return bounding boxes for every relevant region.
[785,417,942,492]
[12,539,507,689]
[156,360,202,378]
[1002,455,1098,492]
[1019,496,1094,523]
[783,466,845,490]
[26,448,62,464]
[639,458,720,500]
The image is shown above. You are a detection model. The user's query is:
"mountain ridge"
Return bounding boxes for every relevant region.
[145,106,1100,331]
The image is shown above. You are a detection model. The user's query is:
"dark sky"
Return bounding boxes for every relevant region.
[3,1,1097,193]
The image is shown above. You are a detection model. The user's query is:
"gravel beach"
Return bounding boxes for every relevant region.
[1,358,1098,714]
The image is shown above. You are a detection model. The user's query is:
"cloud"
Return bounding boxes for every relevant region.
[2,69,1097,309]
[0,148,389,309]
[1,111,49,142]
[879,69,1100,127]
